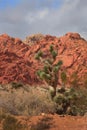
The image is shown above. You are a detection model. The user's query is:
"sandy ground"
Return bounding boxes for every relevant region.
[0,85,87,130]
[7,114,87,130]
[29,114,87,130]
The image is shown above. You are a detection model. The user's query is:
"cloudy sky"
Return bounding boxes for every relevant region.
[0,0,87,39]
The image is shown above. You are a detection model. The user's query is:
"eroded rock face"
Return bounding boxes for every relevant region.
[0,34,39,84]
[0,33,87,86]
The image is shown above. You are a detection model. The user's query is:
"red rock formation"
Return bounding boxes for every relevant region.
[0,34,39,84]
[0,33,87,86]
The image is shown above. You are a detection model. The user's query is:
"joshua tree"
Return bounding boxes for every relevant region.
[35,44,63,98]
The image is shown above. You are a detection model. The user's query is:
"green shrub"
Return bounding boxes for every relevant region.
[3,115,25,130]
[53,87,87,116]
[49,86,56,99]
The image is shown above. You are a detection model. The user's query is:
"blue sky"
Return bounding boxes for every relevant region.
[0,0,21,9]
[0,0,87,39]
[0,0,62,9]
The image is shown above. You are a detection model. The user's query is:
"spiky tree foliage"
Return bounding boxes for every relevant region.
[35,44,63,98]
[61,72,67,87]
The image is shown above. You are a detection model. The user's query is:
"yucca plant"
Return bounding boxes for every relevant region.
[35,44,63,98]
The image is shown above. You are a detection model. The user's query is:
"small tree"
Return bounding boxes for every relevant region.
[35,44,63,98]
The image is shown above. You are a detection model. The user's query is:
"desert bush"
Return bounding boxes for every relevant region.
[53,87,87,116]
[24,34,44,45]
[0,84,87,117]
[23,88,56,116]
[3,115,25,130]
[0,85,56,116]
[30,116,53,130]
[0,107,8,122]
[11,82,23,89]
[73,88,87,116]
[0,114,6,122]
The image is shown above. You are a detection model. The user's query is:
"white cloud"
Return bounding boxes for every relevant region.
[0,0,87,39]
[25,8,49,23]
[38,9,49,19]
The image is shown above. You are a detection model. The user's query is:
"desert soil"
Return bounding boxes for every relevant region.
[0,114,87,130]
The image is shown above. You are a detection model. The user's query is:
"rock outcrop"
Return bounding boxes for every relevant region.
[0,33,87,86]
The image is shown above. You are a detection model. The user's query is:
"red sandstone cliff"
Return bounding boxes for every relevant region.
[0,33,87,86]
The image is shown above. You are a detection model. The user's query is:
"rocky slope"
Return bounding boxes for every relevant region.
[0,34,38,84]
[0,33,87,86]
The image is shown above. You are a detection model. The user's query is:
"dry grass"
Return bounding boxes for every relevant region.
[0,83,87,117]
[0,84,56,116]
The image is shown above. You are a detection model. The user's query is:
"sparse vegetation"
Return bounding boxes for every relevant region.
[24,33,44,45]
[0,82,87,119]
[30,116,53,130]
[11,82,23,89]
[70,72,80,88]
[83,73,87,88]
[53,87,87,116]
[3,115,25,130]
[61,71,67,87]
[0,84,56,116]
[0,107,8,122]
